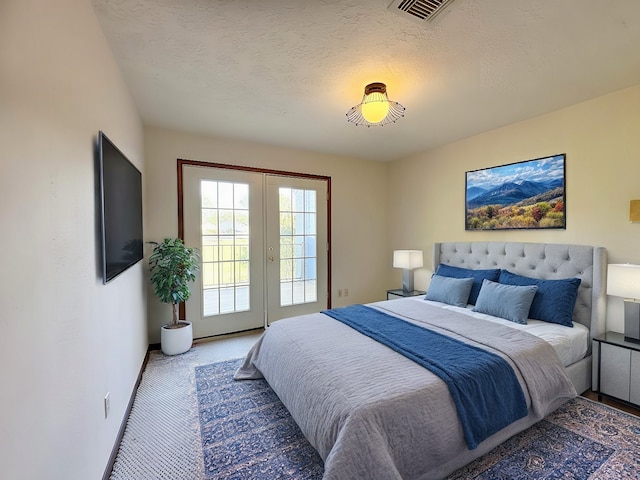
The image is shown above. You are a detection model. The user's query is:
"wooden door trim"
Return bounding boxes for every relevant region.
[177,159,332,320]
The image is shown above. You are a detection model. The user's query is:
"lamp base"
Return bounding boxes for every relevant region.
[624,300,640,343]
[402,269,414,293]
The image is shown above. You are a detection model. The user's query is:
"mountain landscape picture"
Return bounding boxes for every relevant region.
[465,154,565,230]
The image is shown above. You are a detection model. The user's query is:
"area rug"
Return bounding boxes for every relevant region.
[196,359,640,479]
[195,359,324,479]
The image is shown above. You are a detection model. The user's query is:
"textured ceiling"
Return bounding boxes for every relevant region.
[91,0,640,162]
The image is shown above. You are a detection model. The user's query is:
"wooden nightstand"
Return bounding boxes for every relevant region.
[386,289,426,300]
[592,332,640,407]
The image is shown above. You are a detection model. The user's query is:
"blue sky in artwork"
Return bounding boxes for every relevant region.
[466,155,565,190]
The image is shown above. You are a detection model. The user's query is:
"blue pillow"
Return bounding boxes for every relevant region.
[425,275,474,307]
[472,280,538,325]
[498,270,581,327]
[435,264,501,305]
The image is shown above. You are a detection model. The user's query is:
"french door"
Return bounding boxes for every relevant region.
[180,162,330,338]
[265,175,329,323]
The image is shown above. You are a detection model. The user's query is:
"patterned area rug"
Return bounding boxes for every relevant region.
[195,360,324,479]
[196,359,640,479]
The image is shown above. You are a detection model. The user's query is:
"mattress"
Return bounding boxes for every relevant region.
[416,297,589,367]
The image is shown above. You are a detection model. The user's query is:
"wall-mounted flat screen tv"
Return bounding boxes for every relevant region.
[98,131,143,283]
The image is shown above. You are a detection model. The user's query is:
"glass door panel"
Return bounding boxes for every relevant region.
[183,165,264,338]
[266,176,328,324]
[182,163,329,337]
[279,187,318,306]
[200,180,250,315]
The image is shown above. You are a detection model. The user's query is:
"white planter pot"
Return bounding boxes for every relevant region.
[161,321,193,356]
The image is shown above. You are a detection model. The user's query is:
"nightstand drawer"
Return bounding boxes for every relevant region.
[600,343,631,401]
[630,351,640,405]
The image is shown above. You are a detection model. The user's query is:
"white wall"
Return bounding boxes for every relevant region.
[0,1,147,479]
[144,126,390,343]
[388,84,640,333]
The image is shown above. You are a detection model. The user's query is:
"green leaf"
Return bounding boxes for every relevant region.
[148,238,200,308]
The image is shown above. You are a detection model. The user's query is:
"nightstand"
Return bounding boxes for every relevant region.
[386,289,426,300]
[592,332,640,407]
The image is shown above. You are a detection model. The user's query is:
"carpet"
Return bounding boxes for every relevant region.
[196,359,640,479]
[195,359,324,479]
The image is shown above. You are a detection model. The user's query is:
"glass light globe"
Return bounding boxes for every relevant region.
[361,92,390,123]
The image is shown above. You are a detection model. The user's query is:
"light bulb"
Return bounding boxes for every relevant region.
[361,92,389,123]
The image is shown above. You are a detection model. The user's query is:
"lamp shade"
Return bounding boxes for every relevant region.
[607,264,640,300]
[393,250,423,270]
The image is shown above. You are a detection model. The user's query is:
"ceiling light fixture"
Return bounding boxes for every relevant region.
[346,82,405,127]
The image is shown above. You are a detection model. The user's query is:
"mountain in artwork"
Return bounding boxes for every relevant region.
[466,186,488,201]
[467,179,563,209]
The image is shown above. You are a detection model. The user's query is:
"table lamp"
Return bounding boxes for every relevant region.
[393,250,423,293]
[607,263,640,343]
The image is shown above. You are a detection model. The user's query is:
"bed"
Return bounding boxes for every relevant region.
[235,241,607,479]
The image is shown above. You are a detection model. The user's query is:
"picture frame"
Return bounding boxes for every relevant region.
[465,154,566,230]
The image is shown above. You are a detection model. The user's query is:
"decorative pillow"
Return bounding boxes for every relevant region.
[425,275,474,307]
[435,264,501,305]
[498,270,581,327]
[472,279,538,325]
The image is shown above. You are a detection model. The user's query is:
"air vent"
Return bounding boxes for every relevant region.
[388,0,456,24]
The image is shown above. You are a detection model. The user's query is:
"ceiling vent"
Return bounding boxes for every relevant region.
[388,0,456,24]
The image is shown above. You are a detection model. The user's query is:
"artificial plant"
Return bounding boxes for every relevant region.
[148,238,200,328]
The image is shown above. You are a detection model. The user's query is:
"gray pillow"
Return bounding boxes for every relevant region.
[425,275,474,307]
[472,279,538,325]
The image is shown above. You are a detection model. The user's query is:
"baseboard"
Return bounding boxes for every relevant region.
[102,348,150,480]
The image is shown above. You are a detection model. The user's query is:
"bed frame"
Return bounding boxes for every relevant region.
[433,241,607,393]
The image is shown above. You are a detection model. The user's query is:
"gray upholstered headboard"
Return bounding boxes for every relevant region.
[433,242,607,340]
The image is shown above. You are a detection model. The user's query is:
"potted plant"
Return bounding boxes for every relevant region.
[148,237,200,355]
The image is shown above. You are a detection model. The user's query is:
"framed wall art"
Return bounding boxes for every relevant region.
[465,154,566,230]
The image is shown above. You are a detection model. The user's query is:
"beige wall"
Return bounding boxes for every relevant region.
[0,1,147,479]
[3,2,637,476]
[388,84,640,333]
[144,126,390,343]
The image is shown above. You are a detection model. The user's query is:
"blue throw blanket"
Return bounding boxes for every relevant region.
[322,304,528,449]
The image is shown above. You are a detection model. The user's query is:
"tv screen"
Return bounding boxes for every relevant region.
[98,131,143,283]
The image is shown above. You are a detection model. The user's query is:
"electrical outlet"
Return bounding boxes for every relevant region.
[338,289,343,297]
[344,288,349,297]
[104,392,110,419]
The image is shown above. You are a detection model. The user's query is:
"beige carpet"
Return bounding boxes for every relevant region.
[109,332,262,480]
